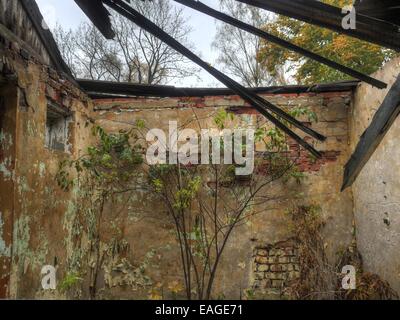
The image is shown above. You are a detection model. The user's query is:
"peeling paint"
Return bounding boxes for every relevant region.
[12,215,49,275]
[12,215,31,275]
[17,176,30,194]
[38,163,46,178]
[0,212,11,257]
[62,196,85,272]
[0,161,12,180]
[0,129,13,149]
[26,120,38,137]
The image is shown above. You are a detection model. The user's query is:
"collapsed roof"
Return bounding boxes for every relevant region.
[354,0,400,27]
[20,0,400,189]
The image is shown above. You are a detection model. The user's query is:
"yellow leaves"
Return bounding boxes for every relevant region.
[168,280,184,294]
[152,178,163,193]
[332,35,347,51]
[148,282,163,300]
[320,0,353,6]
[257,4,394,85]
[148,290,163,300]
[148,281,184,299]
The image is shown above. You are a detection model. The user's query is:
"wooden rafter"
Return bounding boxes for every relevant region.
[72,0,400,185]
[235,0,400,52]
[354,0,400,26]
[173,0,386,89]
[342,74,400,190]
[78,79,359,98]
[75,0,328,158]
[73,0,115,39]
[20,0,74,79]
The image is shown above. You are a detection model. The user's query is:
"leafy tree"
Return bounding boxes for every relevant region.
[256,0,395,84]
[58,106,317,300]
[147,116,302,299]
[57,126,149,299]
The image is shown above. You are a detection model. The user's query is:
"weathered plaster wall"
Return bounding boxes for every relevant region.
[351,56,400,294]
[0,23,95,298]
[0,1,356,298]
[0,84,17,297]
[0,59,355,299]
[93,90,354,299]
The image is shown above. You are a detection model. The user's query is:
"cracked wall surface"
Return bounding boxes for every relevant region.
[351,57,400,294]
[93,90,355,299]
[0,15,95,297]
[0,0,371,300]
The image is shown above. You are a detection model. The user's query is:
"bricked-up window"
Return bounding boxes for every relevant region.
[45,101,72,153]
[252,240,300,298]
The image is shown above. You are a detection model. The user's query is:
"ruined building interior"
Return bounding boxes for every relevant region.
[0,0,400,300]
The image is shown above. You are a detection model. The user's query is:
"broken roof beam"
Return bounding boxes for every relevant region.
[354,0,400,26]
[20,0,74,79]
[342,73,400,190]
[74,0,152,40]
[235,0,400,52]
[74,0,115,39]
[174,0,386,89]
[78,79,359,98]
[92,0,326,157]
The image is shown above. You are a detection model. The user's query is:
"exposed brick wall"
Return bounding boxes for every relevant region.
[351,56,400,295]
[252,240,300,298]
[0,0,360,301]
[92,89,355,299]
[287,140,341,173]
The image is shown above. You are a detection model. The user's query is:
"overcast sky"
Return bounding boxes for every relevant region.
[36,0,223,87]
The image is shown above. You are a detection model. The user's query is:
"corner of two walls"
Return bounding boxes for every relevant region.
[1,63,359,298]
[350,56,400,294]
[0,48,95,298]
[93,91,355,299]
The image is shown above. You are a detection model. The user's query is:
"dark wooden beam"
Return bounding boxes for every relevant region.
[78,79,358,98]
[74,0,115,39]
[74,0,151,39]
[20,0,74,79]
[342,74,400,191]
[236,0,400,52]
[173,0,386,89]
[354,0,400,26]
[96,0,327,158]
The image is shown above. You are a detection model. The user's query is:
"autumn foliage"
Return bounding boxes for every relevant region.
[256,0,395,84]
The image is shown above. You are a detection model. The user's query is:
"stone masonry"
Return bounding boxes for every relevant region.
[252,240,300,297]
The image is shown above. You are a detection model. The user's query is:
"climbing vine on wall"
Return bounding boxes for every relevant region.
[283,205,398,300]
[57,125,154,299]
[56,106,321,300]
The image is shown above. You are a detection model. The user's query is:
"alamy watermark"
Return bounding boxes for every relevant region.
[146,121,255,176]
[342,6,356,30]
[41,265,57,290]
[341,265,356,290]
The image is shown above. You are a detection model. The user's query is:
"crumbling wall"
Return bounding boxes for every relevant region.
[93,90,354,299]
[0,24,355,298]
[252,239,300,299]
[0,83,17,297]
[0,21,94,298]
[350,56,400,294]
